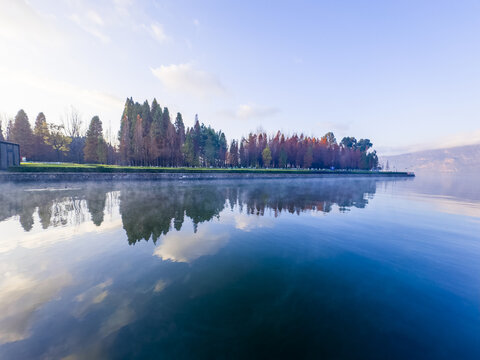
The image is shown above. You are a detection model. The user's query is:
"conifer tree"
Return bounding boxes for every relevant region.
[228,140,239,167]
[6,119,13,141]
[119,113,131,164]
[193,115,201,164]
[84,116,107,163]
[183,130,195,166]
[239,140,246,167]
[33,112,51,161]
[10,109,35,159]
[174,112,186,166]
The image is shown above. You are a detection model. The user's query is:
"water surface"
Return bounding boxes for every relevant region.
[0,176,479,359]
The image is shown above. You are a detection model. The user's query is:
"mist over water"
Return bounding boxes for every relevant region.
[0,176,479,359]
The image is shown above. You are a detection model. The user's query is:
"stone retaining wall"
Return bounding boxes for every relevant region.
[0,172,413,182]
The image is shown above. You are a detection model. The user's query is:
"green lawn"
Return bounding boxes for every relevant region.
[7,163,412,175]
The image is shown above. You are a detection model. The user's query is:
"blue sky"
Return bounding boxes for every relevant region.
[0,0,479,155]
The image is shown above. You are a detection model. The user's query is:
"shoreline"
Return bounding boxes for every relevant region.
[0,171,414,182]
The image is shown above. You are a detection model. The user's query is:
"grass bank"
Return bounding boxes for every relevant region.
[7,163,413,176]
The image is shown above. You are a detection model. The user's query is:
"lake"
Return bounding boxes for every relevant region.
[0,175,479,359]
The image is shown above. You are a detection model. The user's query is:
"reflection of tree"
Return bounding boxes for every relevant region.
[38,201,53,229]
[236,179,376,216]
[0,178,380,236]
[120,179,378,245]
[120,184,226,245]
[86,189,107,226]
[0,186,111,231]
[19,205,35,232]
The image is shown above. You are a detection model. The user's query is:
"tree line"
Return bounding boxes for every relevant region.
[1,97,378,169]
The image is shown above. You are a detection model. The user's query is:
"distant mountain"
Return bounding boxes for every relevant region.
[380,144,480,173]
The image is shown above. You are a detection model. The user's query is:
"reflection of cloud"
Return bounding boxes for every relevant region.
[0,218,122,254]
[154,279,167,292]
[100,302,135,338]
[234,213,274,232]
[411,194,480,219]
[151,63,226,97]
[153,226,229,263]
[0,273,72,344]
[74,279,113,318]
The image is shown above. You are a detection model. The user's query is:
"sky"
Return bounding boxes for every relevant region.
[0,0,479,155]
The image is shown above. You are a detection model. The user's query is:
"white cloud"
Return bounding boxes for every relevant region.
[236,104,280,119]
[0,0,63,46]
[151,63,226,97]
[317,121,350,133]
[219,104,280,120]
[112,0,133,15]
[70,13,110,43]
[0,66,124,120]
[150,22,169,43]
[193,19,200,26]
[87,10,104,26]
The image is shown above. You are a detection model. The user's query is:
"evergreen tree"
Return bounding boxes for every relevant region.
[159,107,174,165]
[10,109,35,159]
[239,140,246,167]
[279,148,288,168]
[140,101,152,163]
[6,119,13,141]
[183,129,196,166]
[228,140,239,167]
[33,112,51,161]
[84,116,107,163]
[204,128,217,166]
[119,114,131,164]
[174,112,186,166]
[193,115,201,164]
[218,132,227,167]
[132,115,144,165]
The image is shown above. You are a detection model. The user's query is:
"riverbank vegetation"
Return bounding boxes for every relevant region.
[8,163,398,174]
[1,98,379,170]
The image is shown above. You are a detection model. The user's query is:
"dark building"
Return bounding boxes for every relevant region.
[0,140,20,170]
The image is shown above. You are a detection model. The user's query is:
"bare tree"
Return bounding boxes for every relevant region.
[0,113,13,140]
[61,106,84,138]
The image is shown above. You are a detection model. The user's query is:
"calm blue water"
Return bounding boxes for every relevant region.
[0,176,479,359]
